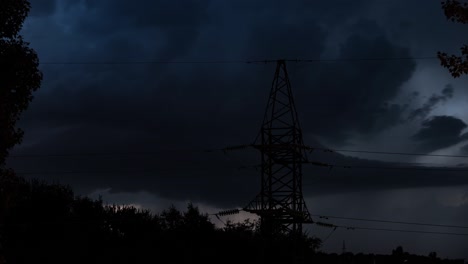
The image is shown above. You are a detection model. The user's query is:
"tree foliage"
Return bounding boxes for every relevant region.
[438,0,468,77]
[0,0,42,165]
[0,176,323,264]
[1,176,466,264]
[0,2,42,262]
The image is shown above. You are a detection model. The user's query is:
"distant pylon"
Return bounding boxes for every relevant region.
[243,59,312,263]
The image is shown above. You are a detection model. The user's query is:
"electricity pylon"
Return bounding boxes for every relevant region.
[243,59,313,263]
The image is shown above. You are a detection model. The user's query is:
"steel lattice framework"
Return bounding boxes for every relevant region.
[243,60,313,240]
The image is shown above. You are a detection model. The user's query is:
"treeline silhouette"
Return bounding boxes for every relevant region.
[313,247,465,264]
[0,172,320,264]
[0,173,465,264]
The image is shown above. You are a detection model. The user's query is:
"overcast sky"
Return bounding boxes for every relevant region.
[6,0,468,259]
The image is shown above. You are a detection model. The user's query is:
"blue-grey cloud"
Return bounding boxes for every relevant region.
[29,0,56,17]
[296,20,416,143]
[12,0,465,209]
[460,143,468,155]
[412,115,467,152]
[408,84,454,121]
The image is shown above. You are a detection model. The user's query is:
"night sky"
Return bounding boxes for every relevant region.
[7,0,468,259]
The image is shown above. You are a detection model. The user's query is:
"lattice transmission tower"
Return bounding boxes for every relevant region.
[243,59,313,254]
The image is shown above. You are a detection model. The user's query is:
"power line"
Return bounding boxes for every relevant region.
[210,210,468,237]
[9,163,468,175]
[10,162,468,175]
[311,214,468,229]
[312,148,468,158]
[38,60,248,65]
[8,145,468,174]
[14,165,248,175]
[8,150,468,158]
[220,144,468,159]
[6,218,468,237]
[217,145,468,171]
[9,145,468,159]
[313,222,468,236]
[9,140,468,158]
[8,149,207,158]
[311,164,468,172]
[328,224,468,237]
[36,56,439,65]
[5,213,468,237]
[252,161,468,172]
[248,57,438,63]
[321,227,338,245]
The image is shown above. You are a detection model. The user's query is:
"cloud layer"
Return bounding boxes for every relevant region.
[6,0,466,225]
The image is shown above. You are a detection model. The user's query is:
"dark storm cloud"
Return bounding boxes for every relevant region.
[29,0,56,17]
[246,23,325,59]
[12,63,266,206]
[229,0,370,27]
[57,0,211,28]
[25,0,212,64]
[442,84,454,97]
[412,115,468,152]
[302,149,468,197]
[295,20,416,143]
[13,0,465,208]
[460,144,468,155]
[408,84,454,120]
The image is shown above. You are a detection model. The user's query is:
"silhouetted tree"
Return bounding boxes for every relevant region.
[2,175,462,264]
[182,202,215,232]
[0,168,25,264]
[1,177,464,264]
[438,0,468,77]
[160,204,184,231]
[0,0,42,165]
[392,245,410,264]
[392,245,405,256]
[0,1,41,258]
